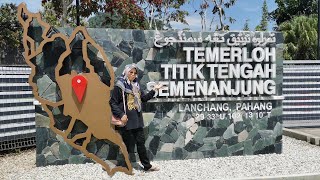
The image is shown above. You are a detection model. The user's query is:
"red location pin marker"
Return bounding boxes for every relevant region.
[72,75,87,103]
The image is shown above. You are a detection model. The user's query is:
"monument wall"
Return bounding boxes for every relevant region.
[36,28,283,166]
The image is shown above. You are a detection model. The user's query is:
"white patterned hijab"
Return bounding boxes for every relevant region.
[116,64,142,111]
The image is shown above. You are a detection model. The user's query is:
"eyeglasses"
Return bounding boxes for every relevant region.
[129,71,137,75]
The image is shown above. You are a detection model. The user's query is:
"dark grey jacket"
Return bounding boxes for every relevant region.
[109,86,155,130]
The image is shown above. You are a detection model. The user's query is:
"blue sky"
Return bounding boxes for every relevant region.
[172,0,277,31]
[1,0,277,31]
[1,0,42,12]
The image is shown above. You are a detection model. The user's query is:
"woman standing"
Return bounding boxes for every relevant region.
[109,64,162,172]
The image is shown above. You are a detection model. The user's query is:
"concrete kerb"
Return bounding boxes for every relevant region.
[283,128,320,146]
[220,173,320,180]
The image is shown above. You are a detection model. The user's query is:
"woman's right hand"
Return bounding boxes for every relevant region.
[121,115,128,124]
[154,83,163,90]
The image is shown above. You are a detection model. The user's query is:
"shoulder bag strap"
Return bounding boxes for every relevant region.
[122,90,126,115]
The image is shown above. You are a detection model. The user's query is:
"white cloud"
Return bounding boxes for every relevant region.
[171,15,211,31]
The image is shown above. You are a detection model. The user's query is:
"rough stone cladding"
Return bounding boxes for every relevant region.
[36,28,283,166]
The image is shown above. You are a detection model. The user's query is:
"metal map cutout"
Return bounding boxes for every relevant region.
[17,3,133,176]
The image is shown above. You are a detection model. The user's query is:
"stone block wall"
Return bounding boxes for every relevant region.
[36,28,283,166]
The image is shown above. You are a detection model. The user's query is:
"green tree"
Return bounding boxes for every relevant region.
[101,0,146,29]
[198,0,210,31]
[41,1,62,27]
[255,0,268,31]
[140,0,189,30]
[77,0,146,29]
[42,0,145,29]
[243,19,250,31]
[0,3,22,51]
[88,12,135,29]
[191,0,236,31]
[211,0,237,31]
[41,0,86,27]
[279,15,317,60]
[270,0,317,26]
[88,12,108,28]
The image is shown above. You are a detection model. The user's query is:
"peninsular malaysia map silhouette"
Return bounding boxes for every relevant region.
[17,3,132,176]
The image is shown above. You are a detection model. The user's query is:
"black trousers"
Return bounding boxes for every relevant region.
[118,127,152,170]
